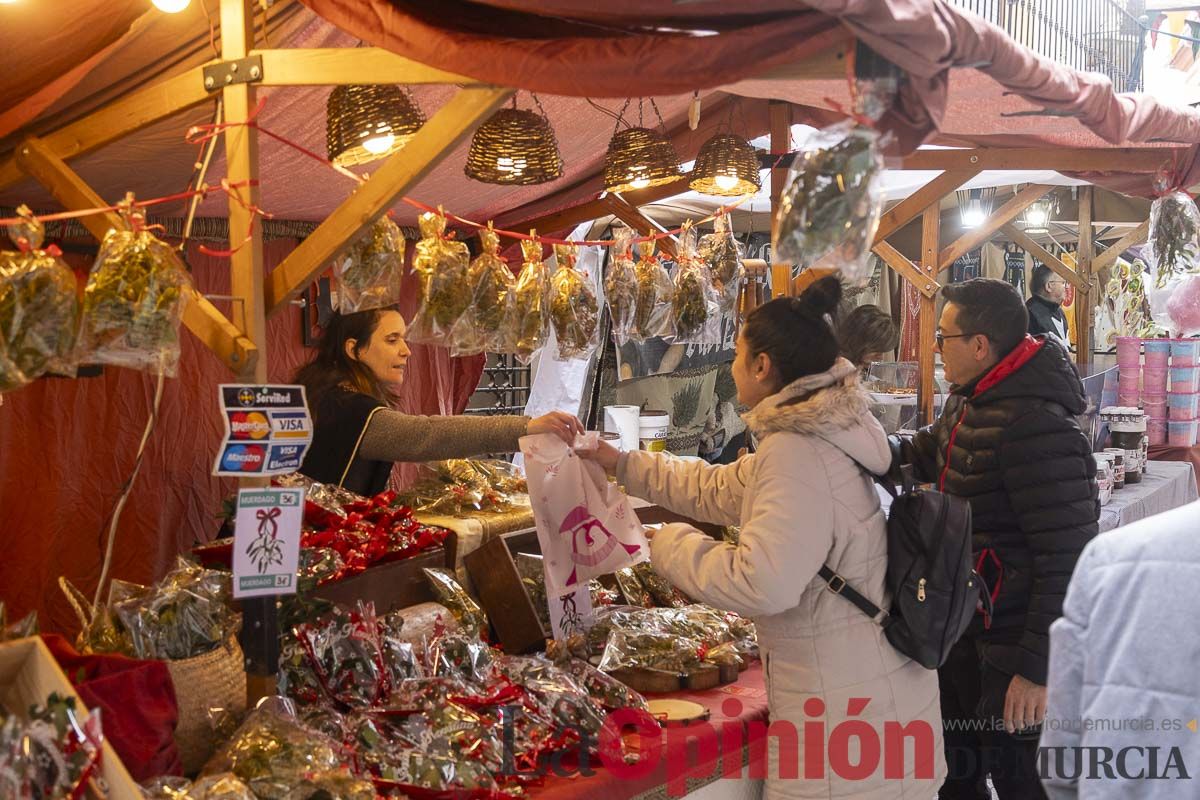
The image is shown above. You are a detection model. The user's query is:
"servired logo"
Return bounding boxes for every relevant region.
[229,411,271,440]
[220,444,266,472]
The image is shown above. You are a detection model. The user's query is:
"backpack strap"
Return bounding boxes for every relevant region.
[818,566,891,625]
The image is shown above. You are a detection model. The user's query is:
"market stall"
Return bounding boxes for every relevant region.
[5,0,1200,797]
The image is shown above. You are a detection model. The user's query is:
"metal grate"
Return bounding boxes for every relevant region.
[464,353,532,418]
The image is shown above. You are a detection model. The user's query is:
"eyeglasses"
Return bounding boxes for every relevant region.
[1046,279,1066,288]
[935,332,975,348]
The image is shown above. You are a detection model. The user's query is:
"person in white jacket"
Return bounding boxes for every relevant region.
[582,277,946,800]
[1041,500,1200,799]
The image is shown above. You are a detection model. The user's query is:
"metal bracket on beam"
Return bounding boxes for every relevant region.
[203,55,264,92]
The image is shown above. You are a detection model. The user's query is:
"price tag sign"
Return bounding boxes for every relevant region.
[232,488,303,598]
[214,385,313,477]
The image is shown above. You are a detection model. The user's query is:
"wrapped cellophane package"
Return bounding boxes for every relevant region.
[408,209,470,347]
[547,243,600,359]
[451,223,514,356]
[333,215,405,314]
[604,226,638,345]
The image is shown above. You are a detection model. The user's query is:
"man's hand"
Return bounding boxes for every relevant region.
[1004,673,1047,734]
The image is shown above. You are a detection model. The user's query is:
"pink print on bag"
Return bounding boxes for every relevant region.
[560,505,642,587]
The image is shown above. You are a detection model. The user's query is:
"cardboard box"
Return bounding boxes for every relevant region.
[0,636,140,800]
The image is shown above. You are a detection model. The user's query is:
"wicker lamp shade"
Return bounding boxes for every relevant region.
[326,85,426,168]
[603,127,682,194]
[465,107,563,185]
[689,132,761,196]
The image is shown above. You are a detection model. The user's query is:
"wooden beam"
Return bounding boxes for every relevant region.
[874,170,981,245]
[503,177,691,241]
[938,184,1052,271]
[900,148,1184,173]
[918,207,940,427]
[1000,224,1087,291]
[1092,220,1149,276]
[600,195,677,258]
[756,38,851,82]
[1075,185,1095,367]
[222,0,266,383]
[256,48,484,87]
[769,101,791,245]
[0,66,215,192]
[873,242,940,299]
[266,86,514,316]
[13,136,256,373]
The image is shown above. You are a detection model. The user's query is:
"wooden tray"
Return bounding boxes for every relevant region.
[607,663,724,694]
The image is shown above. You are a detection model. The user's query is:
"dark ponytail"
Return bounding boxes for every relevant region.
[742,275,842,386]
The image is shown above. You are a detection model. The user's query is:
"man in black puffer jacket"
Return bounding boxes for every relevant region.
[893,278,1099,800]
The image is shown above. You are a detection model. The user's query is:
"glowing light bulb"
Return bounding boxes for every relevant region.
[496,156,527,175]
[714,174,740,192]
[362,133,395,155]
[152,0,191,12]
[1025,208,1048,227]
[630,177,650,190]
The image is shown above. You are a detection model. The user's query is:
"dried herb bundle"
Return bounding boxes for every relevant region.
[632,239,673,340]
[78,216,188,375]
[698,213,744,311]
[774,122,884,283]
[335,215,405,313]
[548,243,599,358]
[510,236,549,362]
[452,224,514,356]
[0,236,79,392]
[604,227,638,345]
[670,222,714,342]
[1148,191,1200,288]
[409,210,471,345]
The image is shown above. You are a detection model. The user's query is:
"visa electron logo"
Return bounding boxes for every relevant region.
[229,411,271,440]
[220,444,266,472]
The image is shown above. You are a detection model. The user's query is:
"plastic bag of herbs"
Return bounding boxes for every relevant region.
[548,243,600,359]
[408,209,470,347]
[77,202,189,376]
[508,234,549,363]
[667,221,720,346]
[451,223,515,357]
[0,208,80,392]
[332,214,405,314]
[773,121,886,284]
[631,238,674,341]
[1147,183,1200,290]
[604,226,638,346]
[0,693,105,800]
[697,213,745,313]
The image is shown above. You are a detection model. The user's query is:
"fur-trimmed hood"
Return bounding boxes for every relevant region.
[742,357,892,474]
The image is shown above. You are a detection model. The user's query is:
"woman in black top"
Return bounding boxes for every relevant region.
[295,307,582,496]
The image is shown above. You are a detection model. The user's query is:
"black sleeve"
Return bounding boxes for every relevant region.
[999,404,1099,685]
[889,426,940,485]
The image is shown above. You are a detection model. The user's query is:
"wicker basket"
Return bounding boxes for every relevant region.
[166,636,247,775]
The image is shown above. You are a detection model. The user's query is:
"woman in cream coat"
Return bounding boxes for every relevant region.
[585,279,945,799]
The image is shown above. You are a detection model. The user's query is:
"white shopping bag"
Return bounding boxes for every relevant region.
[520,433,649,598]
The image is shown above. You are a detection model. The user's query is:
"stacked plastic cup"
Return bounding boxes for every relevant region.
[1143,339,1171,403]
[1164,338,1200,446]
[1116,336,1141,406]
[1171,338,1200,366]
[1168,420,1199,447]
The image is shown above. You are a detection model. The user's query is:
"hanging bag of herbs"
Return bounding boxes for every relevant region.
[548,243,600,359]
[77,199,189,376]
[333,215,406,314]
[697,213,745,313]
[631,238,674,341]
[0,207,80,392]
[509,233,549,363]
[604,226,638,346]
[451,223,515,357]
[408,209,471,347]
[1145,172,1200,336]
[773,121,885,284]
[668,222,720,345]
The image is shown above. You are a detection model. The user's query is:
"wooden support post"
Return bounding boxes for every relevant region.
[918,207,940,427]
[13,136,256,373]
[938,184,1052,272]
[873,242,940,298]
[600,195,677,258]
[266,86,513,315]
[1075,186,1095,368]
[874,170,981,245]
[1000,224,1087,291]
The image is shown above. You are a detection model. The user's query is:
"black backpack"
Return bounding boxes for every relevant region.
[819,465,991,670]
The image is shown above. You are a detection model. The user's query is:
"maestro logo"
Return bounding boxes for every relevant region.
[229,410,271,440]
[236,387,257,407]
[220,444,266,472]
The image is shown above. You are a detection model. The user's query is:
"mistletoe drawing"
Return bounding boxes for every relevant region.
[246,506,284,574]
[558,505,641,587]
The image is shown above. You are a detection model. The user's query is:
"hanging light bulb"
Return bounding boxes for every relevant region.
[689,131,761,197]
[629,176,651,190]
[361,131,396,155]
[714,174,740,192]
[327,85,425,168]
[151,0,191,12]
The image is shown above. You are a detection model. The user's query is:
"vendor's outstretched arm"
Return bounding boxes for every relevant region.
[359,409,530,463]
[617,450,750,528]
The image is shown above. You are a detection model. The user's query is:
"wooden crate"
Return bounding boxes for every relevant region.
[312,548,448,615]
[463,529,546,655]
[0,637,141,800]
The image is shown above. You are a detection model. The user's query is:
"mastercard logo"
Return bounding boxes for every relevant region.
[220,444,266,472]
[229,411,271,440]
